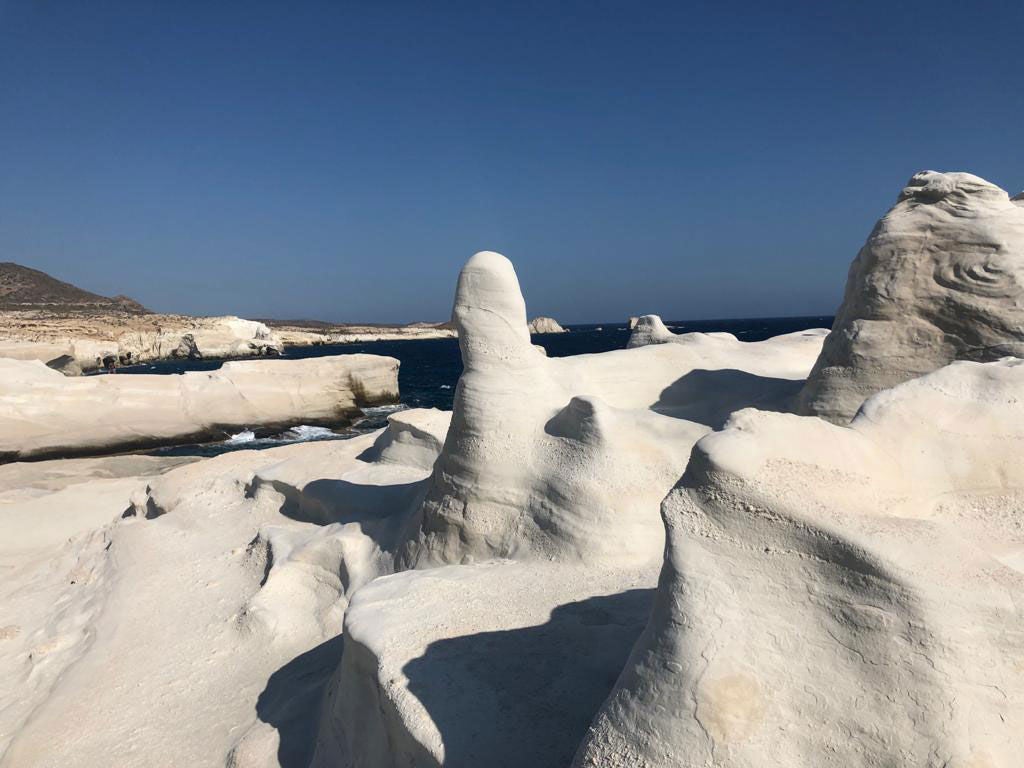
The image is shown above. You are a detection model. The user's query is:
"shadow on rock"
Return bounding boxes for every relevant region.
[402,588,654,768]
[256,634,345,768]
[264,476,428,531]
[652,368,803,428]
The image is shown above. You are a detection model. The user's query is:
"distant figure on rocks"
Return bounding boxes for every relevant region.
[103,355,117,374]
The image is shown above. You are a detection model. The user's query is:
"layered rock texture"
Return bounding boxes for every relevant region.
[799,171,1024,423]
[0,355,398,461]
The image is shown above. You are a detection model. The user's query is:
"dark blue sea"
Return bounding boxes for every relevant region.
[119,316,831,456]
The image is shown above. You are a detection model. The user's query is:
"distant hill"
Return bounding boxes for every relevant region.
[0,262,150,313]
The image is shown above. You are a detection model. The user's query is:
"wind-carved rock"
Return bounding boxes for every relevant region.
[799,171,1024,423]
[315,251,826,768]
[575,358,1024,767]
[396,252,712,568]
[396,252,826,569]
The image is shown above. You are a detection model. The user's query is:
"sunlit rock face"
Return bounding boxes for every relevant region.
[313,251,826,768]
[395,252,824,570]
[798,170,1024,423]
[0,355,398,461]
[575,358,1024,768]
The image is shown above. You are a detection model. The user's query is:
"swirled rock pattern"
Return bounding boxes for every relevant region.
[575,358,1024,768]
[799,171,1024,423]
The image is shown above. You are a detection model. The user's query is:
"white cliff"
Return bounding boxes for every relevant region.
[0,354,398,461]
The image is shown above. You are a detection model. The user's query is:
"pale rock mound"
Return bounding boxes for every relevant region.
[397,252,825,569]
[527,316,566,334]
[799,170,1024,423]
[0,355,398,461]
[576,358,1024,767]
[314,251,827,767]
[317,561,655,768]
[0,409,449,768]
[626,314,675,347]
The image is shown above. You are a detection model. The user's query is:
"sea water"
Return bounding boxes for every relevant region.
[122,316,831,457]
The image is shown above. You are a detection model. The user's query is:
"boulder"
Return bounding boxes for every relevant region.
[799,171,1024,423]
[527,316,566,334]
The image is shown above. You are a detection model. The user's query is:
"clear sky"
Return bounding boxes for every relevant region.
[1,1,1020,323]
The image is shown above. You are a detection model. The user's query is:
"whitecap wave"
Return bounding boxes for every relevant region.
[225,430,256,444]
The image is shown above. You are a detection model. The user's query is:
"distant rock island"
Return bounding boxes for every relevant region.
[527,316,566,334]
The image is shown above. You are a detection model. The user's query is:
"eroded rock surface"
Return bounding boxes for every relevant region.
[316,252,827,767]
[799,171,1024,423]
[0,355,398,461]
[397,252,825,569]
[576,358,1024,767]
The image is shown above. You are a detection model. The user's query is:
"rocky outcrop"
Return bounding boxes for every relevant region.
[311,251,826,767]
[576,358,1024,767]
[527,316,566,334]
[627,314,676,346]
[799,171,1024,423]
[395,252,824,570]
[0,313,282,373]
[0,355,398,461]
[0,408,447,767]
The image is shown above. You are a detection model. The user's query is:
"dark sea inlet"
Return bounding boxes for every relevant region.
[122,316,832,456]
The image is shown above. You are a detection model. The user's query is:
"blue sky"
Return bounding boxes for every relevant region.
[1,1,1020,323]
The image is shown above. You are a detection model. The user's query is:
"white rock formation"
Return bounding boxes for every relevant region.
[576,358,1024,767]
[527,316,566,334]
[626,313,675,347]
[320,561,656,768]
[0,355,398,461]
[396,252,825,570]
[312,251,827,767]
[0,409,449,768]
[799,171,1024,423]
[0,314,282,374]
